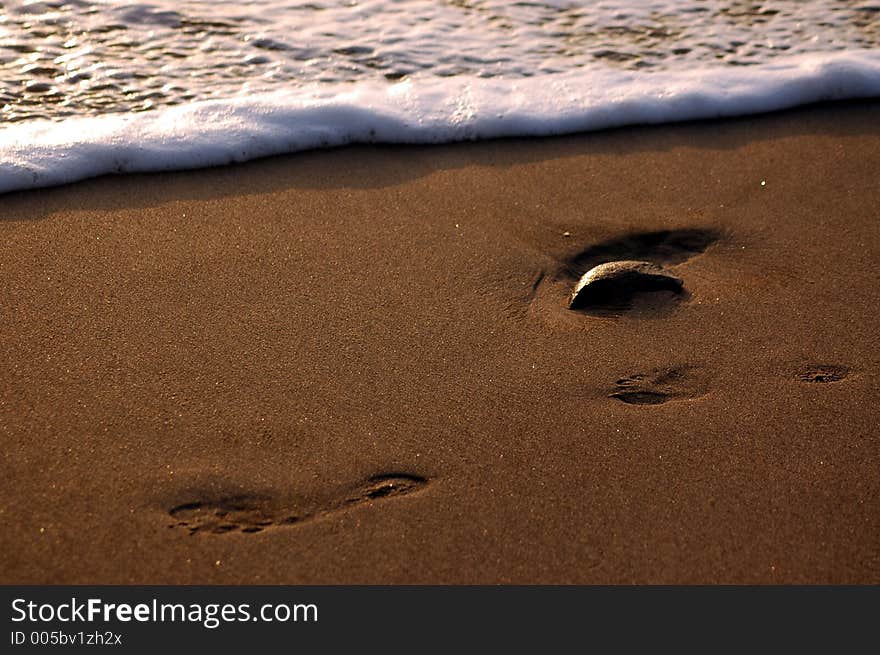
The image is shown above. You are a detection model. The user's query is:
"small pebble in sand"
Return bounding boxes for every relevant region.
[568,260,683,311]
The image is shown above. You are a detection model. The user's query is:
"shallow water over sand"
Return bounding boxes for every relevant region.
[3,0,879,123]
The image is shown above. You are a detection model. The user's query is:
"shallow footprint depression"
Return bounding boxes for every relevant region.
[167,473,430,536]
[610,365,710,405]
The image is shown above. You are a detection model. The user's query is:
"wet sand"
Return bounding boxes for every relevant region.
[1,101,878,584]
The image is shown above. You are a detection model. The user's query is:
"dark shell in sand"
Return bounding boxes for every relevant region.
[568,260,684,311]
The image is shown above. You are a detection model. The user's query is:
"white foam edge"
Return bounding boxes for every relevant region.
[2,49,879,194]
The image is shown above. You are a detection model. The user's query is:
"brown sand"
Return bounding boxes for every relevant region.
[1,101,878,584]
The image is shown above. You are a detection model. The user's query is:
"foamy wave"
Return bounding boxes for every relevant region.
[2,49,879,194]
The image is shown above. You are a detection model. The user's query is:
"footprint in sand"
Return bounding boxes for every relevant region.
[610,365,709,405]
[794,364,851,384]
[167,473,429,536]
[560,228,719,316]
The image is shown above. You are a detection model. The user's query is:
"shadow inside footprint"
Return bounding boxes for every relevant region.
[795,365,850,383]
[568,260,687,316]
[610,365,708,405]
[561,228,720,279]
[167,473,430,536]
[343,474,428,504]
[611,389,670,405]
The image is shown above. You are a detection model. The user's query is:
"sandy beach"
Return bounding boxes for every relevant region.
[1,100,878,584]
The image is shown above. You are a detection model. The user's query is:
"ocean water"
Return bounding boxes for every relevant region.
[1,0,879,192]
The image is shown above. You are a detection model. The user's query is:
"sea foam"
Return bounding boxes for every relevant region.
[2,49,879,194]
